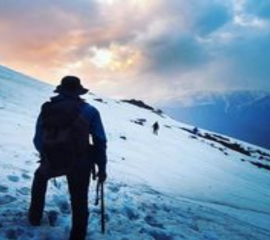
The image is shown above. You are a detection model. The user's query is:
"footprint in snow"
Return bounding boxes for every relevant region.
[5,228,18,239]
[47,210,59,227]
[0,195,17,205]
[4,226,25,239]
[17,187,30,195]
[107,185,120,193]
[203,231,219,240]
[56,199,71,214]
[24,160,32,165]
[124,206,139,220]
[7,175,20,183]
[150,230,174,240]
[0,185,8,193]
[21,173,31,180]
[144,215,164,229]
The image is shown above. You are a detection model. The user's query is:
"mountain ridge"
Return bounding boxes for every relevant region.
[162,90,270,149]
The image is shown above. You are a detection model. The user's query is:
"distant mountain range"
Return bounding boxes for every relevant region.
[162,90,270,149]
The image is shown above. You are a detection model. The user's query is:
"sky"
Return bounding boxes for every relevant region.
[0,0,270,105]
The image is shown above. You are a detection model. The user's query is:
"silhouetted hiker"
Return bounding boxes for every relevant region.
[152,121,159,135]
[28,76,107,240]
[192,127,199,135]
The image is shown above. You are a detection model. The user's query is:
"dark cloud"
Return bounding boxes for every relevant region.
[141,34,209,76]
[134,1,231,77]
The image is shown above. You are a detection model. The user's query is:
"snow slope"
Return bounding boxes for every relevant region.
[1,65,270,240]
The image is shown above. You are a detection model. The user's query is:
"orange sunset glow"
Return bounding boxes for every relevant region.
[0,0,270,104]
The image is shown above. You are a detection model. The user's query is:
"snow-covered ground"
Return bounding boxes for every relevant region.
[1,64,270,240]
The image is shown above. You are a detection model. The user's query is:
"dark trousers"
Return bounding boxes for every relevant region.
[29,164,91,240]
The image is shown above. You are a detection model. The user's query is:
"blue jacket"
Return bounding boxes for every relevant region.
[33,94,107,172]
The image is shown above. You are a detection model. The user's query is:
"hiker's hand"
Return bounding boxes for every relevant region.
[98,171,107,183]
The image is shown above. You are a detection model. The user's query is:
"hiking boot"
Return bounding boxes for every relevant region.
[28,213,41,226]
[29,218,41,226]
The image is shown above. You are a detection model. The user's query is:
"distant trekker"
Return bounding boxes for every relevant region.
[152,121,160,135]
[28,76,107,240]
[192,127,199,136]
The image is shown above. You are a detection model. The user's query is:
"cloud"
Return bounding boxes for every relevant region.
[0,1,98,65]
[219,28,270,89]
[245,0,270,20]
[130,0,270,100]
[0,0,156,67]
[194,2,232,35]
[131,0,233,75]
[140,34,209,76]
[0,0,269,104]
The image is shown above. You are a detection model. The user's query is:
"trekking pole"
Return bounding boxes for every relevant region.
[95,181,100,206]
[101,181,105,234]
[94,181,106,234]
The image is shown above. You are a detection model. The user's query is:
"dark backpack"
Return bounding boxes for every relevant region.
[40,99,90,177]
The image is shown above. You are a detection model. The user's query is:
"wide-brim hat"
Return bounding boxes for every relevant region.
[54,76,88,95]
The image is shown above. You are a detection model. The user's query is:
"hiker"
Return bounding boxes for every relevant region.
[192,127,199,136]
[28,76,107,240]
[152,121,159,135]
